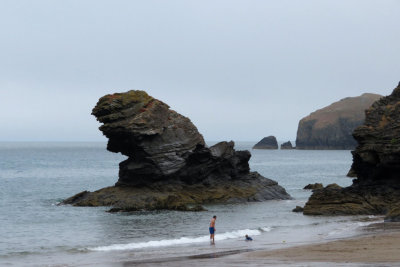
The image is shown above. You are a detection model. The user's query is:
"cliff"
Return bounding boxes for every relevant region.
[63,90,290,211]
[296,93,382,149]
[253,136,278,149]
[303,82,400,216]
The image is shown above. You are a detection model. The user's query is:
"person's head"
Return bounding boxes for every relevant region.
[213,215,216,219]
[245,235,248,238]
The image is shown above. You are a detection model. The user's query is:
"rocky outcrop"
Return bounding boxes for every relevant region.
[296,93,382,149]
[303,183,323,190]
[304,82,400,216]
[253,136,278,149]
[385,207,400,222]
[280,141,294,149]
[292,206,304,213]
[63,90,291,211]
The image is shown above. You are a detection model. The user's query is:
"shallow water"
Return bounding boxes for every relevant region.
[0,142,380,266]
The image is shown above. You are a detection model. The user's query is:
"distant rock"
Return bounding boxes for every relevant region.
[63,90,291,211]
[280,141,294,150]
[296,93,382,149]
[292,206,304,213]
[303,183,323,190]
[303,82,400,216]
[253,136,278,149]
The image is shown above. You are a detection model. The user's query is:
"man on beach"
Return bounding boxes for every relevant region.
[209,215,217,244]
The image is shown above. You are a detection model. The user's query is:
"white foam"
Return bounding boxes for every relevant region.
[261,227,272,232]
[327,219,384,237]
[89,227,270,252]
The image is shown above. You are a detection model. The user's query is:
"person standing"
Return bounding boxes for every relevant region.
[209,215,217,244]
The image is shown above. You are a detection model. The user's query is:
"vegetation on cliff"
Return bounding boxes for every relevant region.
[296,93,382,149]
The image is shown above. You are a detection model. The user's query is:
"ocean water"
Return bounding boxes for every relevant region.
[0,142,382,266]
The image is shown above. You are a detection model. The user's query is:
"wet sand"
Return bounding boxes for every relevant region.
[121,222,400,266]
[243,231,400,265]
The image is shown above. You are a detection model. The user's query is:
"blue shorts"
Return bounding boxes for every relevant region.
[209,227,215,234]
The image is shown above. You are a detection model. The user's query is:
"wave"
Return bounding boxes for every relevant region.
[89,227,272,252]
[327,219,383,237]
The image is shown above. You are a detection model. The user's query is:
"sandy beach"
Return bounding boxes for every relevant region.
[242,231,400,265]
[122,222,400,266]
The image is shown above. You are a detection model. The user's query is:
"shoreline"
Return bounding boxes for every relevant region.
[241,224,400,265]
[119,222,400,266]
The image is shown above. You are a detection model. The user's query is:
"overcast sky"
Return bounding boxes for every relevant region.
[1,0,399,142]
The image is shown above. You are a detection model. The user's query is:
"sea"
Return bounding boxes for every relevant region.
[0,142,383,266]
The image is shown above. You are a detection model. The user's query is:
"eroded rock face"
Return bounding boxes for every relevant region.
[304,82,400,216]
[64,90,291,211]
[253,136,278,149]
[296,93,382,150]
[91,90,205,186]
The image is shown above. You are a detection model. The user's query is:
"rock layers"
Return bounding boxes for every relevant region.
[253,136,278,149]
[304,82,400,216]
[296,93,382,150]
[63,90,290,211]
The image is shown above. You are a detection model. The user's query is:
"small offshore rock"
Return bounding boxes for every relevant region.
[280,141,294,149]
[303,183,323,190]
[292,206,304,212]
[253,136,278,149]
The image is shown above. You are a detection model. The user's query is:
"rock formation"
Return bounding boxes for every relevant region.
[303,183,323,190]
[253,136,278,149]
[63,90,291,211]
[296,93,382,149]
[280,141,294,149]
[303,82,400,216]
[292,206,304,213]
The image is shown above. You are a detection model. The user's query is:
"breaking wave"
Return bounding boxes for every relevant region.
[89,227,272,252]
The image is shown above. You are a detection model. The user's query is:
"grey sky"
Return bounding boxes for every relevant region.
[1,0,399,142]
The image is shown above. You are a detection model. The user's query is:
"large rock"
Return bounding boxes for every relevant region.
[253,136,278,149]
[63,90,291,211]
[304,82,400,216]
[296,93,382,149]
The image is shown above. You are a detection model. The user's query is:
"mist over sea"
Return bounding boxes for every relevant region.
[0,142,381,266]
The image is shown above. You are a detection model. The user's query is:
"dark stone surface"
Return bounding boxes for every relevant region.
[63,90,291,211]
[303,183,323,190]
[296,93,382,150]
[303,82,400,216]
[292,206,304,212]
[280,141,294,149]
[253,136,278,149]
[385,207,400,222]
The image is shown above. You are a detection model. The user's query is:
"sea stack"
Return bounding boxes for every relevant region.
[303,82,400,216]
[253,136,278,149]
[63,90,290,211]
[280,141,294,150]
[296,93,382,150]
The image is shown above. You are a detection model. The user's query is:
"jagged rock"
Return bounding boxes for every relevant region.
[280,141,294,150]
[292,206,304,212]
[303,183,323,190]
[304,82,400,216]
[296,93,382,149]
[253,136,278,149]
[63,90,291,211]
